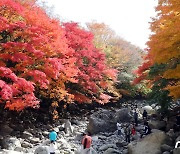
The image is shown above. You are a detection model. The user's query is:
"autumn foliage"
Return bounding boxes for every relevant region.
[0,0,119,112]
[134,0,180,110]
[63,23,119,104]
[87,22,144,96]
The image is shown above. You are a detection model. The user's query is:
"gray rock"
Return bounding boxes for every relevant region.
[44,124,53,130]
[162,151,170,154]
[122,149,128,154]
[161,144,173,152]
[99,144,117,151]
[34,146,49,154]
[116,141,128,147]
[149,120,166,130]
[0,124,13,136]
[128,130,167,154]
[57,125,65,131]
[135,125,144,132]
[53,127,59,133]
[1,137,21,150]
[14,147,25,153]
[115,108,133,123]
[42,131,49,137]
[74,133,83,141]
[0,150,24,154]
[57,138,71,149]
[142,106,155,114]
[13,124,24,132]
[166,129,176,139]
[132,134,140,141]
[92,136,98,142]
[0,135,3,140]
[98,135,107,140]
[21,141,33,148]
[28,137,40,144]
[87,109,116,134]
[103,148,120,154]
[75,147,97,154]
[71,119,82,125]
[22,131,33,138]
[173,148,180,154]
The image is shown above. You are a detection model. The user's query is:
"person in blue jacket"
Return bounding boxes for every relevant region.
[49,130,57,143]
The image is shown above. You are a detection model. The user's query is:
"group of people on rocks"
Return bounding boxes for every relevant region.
[46,108,151,154]
[48,129,94,154]
[116,108,151,143]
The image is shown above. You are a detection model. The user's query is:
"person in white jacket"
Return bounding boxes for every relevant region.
[48,141,57,154]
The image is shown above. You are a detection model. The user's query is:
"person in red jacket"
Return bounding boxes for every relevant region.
[131,124,136,135]
[82,132,92,149]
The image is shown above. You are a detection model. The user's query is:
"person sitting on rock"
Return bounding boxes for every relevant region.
[140,121,151,138]
[82,132,92,149]
[143,110,148,120]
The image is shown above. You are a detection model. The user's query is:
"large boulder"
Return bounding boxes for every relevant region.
[22,131,33,139]
[0,124,13,136]
[173,148,180,154]
[99,144,117,151]
[1,137,21,150]
[87,108,132,134]
[34,146,49,154]
[142,106,155,115]
[128,130,167,154]
[75,147,97,154]
[0,150,24,154]
[115,108,133,123]
[87,109,116,134]
[103,148,120,154]
[149,120,166,130]
[161,144,173,152]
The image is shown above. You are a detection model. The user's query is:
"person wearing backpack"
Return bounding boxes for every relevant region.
[82,132,92,149]
[49,130,58,154]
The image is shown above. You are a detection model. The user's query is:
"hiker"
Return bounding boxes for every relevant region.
[117,122,122,135]
[124,124,131,143]
[49,130,58,143]
[48,142,57,154]
[131,124,136,136]
[140,121,151,138]
[82,132,92,149]
[143,110,148,120]
[64,119,73,134]
[75,132,96,154]
[134,111,138,126]
[49,130,58,154]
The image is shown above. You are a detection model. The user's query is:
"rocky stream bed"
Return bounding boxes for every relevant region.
[0,100,179,154]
